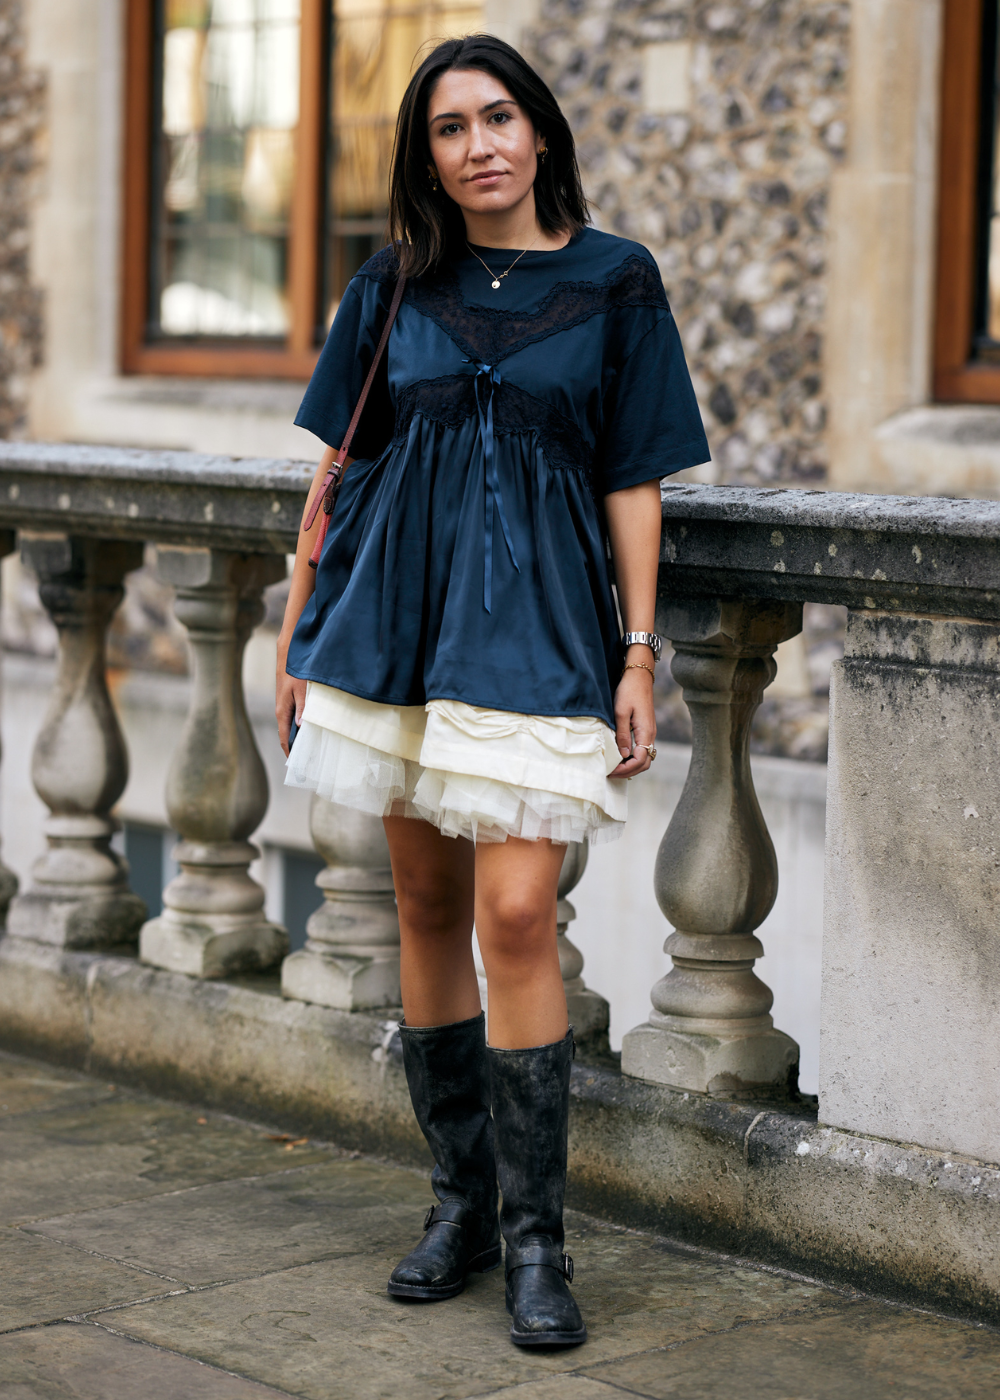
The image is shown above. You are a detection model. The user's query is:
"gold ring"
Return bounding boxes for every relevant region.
[648,746,657,761]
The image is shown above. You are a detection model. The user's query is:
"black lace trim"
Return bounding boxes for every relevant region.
[357,244,401,284]
[407,254,667,364]
[391,374,595,479]
[355,246,668,365]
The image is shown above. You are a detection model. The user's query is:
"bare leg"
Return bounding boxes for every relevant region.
[383,815,480,1027]
[474,837,568,1049]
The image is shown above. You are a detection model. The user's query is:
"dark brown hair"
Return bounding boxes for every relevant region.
[388,34,589,278]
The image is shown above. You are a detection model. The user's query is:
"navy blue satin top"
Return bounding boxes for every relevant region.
[288,228,710,728]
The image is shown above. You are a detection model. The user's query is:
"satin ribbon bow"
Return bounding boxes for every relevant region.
[468,361,520,613]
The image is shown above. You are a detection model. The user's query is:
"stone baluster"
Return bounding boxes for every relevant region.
[8,535,146,947]
[0,529,19,923]
[556,840,610,1051]
[281,795,401,1009]
[139,547,288,978]
[621,597,802,1096]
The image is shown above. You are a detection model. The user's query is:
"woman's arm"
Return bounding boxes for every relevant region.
[275,445,352,756]
[604,478,661,777]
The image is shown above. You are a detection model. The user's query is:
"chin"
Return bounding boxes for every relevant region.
[458,186,532,215]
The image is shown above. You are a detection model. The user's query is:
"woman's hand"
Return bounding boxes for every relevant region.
[608,665,657,777]
[604,477,661,779]
[276,637,307,758]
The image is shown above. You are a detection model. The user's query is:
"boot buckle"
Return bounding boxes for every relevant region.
[423,1206,435,1230]
[563,1252,574,1282]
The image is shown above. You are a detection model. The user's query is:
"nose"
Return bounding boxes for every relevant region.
[468,119,495,162]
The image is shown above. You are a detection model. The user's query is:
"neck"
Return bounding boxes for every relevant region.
[462,190,564,251]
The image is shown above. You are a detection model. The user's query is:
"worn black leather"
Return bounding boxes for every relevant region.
[388,1014,501,1300]
[488,1030,587,1347]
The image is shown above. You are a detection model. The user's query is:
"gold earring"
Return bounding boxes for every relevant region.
[538,146,548,165]
[428,168,440,192]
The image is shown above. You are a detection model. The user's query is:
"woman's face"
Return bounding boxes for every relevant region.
[426,68,543,225]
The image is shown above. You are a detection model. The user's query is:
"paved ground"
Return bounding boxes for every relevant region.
[1,1053,1000,1400]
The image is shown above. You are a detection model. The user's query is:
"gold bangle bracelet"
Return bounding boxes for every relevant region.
[622,662,655,679]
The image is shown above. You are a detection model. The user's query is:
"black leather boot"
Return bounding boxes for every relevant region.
[488,1028,587,1347]
[388,1013,501,1300]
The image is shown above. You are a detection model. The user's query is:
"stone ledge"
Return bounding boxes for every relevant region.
[0,935,996,1325]
[658,482,1000,619]
[874,405,1000,499]
[0,443,313,554]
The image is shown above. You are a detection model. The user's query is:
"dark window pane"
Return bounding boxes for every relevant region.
[283,848,326,951]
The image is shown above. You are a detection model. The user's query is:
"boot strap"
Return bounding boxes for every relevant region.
[423,1200,473,1231]
[505,1243,574,1283]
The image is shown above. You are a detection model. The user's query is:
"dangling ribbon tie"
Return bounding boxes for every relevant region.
[469,361,520,613]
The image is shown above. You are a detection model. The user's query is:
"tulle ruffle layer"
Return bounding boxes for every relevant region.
[284,685,627,845]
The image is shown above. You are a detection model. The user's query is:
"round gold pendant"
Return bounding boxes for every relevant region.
[492,279,501,289]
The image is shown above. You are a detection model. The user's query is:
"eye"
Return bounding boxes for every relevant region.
[438,122,461,137]
[489,111,512,125]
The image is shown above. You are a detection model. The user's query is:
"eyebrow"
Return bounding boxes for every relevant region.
[429,98,517,124]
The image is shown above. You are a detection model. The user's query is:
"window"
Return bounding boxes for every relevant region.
[122,0,481,379]
[935,0,1000,400]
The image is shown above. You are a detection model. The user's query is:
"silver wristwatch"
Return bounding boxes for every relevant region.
[622,631,662,661]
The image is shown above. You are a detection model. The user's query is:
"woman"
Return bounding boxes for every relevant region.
[277,35,708,1348]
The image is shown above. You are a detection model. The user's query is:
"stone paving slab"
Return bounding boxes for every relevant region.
[0,1093,330,1225]
[0,1227,175,1333]
[2,1050,1000,1400]
[0,1061,116,1119]
[0,1323,293,1399]
[104,1227,844,1400]
[580,1302,1000,1397]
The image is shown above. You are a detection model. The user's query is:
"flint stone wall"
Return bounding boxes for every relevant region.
[527,0,850,486]
[0,1,43,439]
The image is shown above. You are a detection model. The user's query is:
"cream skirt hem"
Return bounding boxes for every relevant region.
[284,684,627,846]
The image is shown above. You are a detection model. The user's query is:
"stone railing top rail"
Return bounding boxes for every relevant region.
[659,483,1000,620]
[0,443,315,553]
[0,446,998,616]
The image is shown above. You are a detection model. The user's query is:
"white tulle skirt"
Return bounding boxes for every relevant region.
[284,682,627,845]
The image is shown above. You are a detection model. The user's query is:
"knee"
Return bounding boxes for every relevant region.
[478,895,553,967]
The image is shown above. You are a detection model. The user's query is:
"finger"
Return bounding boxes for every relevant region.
[614,715,633,760]
[629,744,652,774]
[277,695,296,757]
[610,751,646,778]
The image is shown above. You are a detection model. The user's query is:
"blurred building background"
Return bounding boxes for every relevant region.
[0,0,993,1090]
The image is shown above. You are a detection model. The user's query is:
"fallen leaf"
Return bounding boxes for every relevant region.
[196,1117,207,1125]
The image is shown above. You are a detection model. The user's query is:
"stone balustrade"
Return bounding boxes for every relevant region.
[0,446,998,1176]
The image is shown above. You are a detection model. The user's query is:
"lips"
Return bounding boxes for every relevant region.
[468,171,506,184]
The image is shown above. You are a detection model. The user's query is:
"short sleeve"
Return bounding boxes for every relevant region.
[294,274,396,460]
[598,309,710,495]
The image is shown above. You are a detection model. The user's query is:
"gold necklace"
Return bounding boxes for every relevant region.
[466,237,539,290]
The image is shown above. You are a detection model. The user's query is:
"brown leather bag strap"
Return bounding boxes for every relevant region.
[304,270,407,536]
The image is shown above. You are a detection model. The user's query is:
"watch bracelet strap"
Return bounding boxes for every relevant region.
[622,631,661,656]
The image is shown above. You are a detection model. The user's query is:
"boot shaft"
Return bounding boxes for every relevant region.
[488,1028,574,1250]
[399,1012,497,1223]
